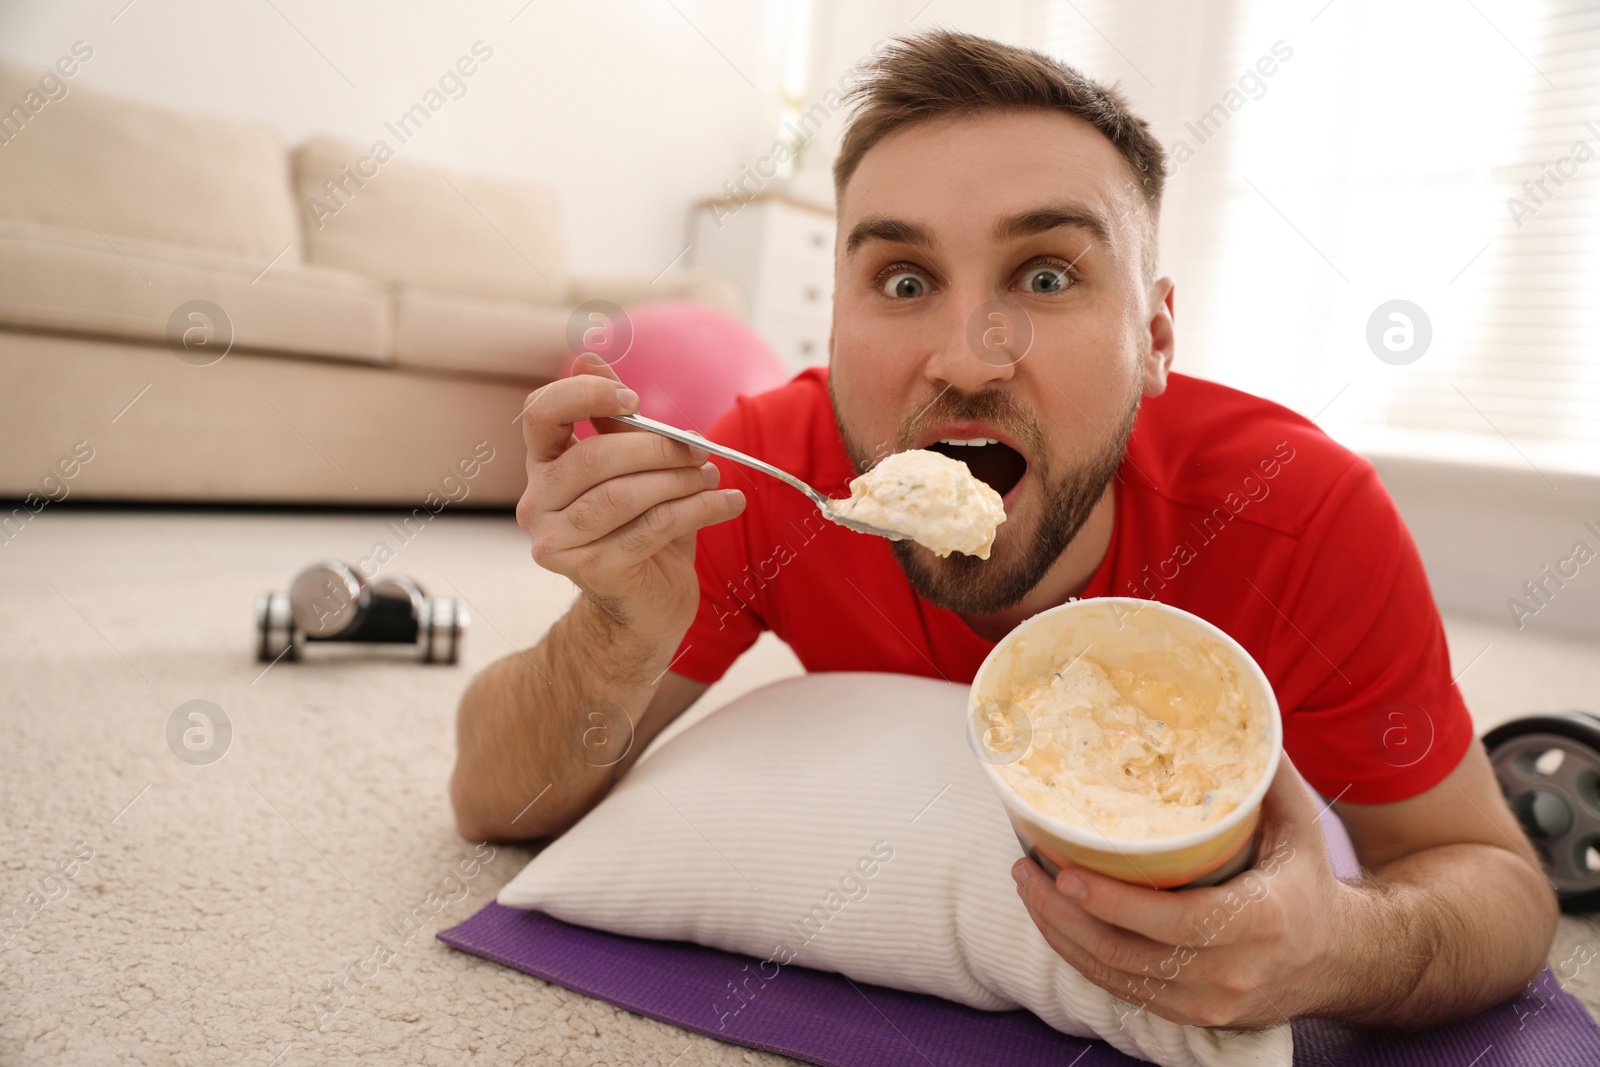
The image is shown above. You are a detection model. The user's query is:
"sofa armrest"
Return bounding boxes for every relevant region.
[567,270,744,320]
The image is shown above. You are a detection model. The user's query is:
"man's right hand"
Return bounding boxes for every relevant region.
[515,352,746,650]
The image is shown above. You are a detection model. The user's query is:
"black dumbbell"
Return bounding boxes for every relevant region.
[255,560,467,664]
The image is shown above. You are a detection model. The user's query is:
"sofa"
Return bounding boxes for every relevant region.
[0,63,741,507]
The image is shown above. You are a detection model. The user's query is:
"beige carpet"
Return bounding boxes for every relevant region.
[2,510,1597,1065]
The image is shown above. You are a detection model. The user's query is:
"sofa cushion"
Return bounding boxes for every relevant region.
[0,64,301,264]
[0,220,391,364]
[295,137,567,305]
[0,331,527,505]
[394,287,569,381]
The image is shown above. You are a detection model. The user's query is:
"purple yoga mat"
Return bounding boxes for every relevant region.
[438,905,1598,1067]
[440,810,1600,1065]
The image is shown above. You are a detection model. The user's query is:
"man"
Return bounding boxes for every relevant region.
[452,31,1555,1031]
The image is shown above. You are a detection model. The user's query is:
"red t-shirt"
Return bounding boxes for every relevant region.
[671,368,1472,805]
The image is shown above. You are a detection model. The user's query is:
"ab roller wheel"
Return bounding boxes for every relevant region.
[1485,711,1600,914]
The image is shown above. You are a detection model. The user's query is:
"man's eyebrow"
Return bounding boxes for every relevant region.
[992,205,1115,249]
[844,216,937,256]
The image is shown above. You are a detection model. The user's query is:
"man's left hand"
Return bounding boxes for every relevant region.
[1012,759,1357,1029]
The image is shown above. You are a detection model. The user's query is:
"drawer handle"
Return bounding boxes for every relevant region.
[803,286,820,302]
[810,232,826,249]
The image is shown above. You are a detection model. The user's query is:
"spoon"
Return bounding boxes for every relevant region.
[608,412,908,541]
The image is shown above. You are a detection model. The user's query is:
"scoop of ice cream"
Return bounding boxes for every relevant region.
[993,650,1266,840]
[827,449,1006,558]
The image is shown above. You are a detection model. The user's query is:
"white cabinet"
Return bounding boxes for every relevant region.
[690,193,834,375]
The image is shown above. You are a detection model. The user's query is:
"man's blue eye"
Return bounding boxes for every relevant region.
[1022,268,1067,294]
[882,272,925,298]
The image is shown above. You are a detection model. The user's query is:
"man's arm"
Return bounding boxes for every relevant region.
[450,353,741,842]
[1326,738,1558,1028]
[1012,746,1558,1030]
[450,615,707,841]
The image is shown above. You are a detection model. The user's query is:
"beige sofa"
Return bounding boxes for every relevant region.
[0,65,739,506]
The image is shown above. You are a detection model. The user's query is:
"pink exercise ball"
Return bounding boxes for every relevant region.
[567,301,792,440]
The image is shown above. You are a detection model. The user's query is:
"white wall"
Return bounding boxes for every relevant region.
[0,0,804,277]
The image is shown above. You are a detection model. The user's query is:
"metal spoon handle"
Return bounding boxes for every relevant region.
[608,412,828,508]
[607,412,906,541]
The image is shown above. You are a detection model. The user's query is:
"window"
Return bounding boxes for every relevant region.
[1038,0,1600,477]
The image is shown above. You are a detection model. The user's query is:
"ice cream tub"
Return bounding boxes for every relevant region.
[967,597,1282,889]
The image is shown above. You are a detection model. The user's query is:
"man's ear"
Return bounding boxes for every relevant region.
[1142,277,1176,398]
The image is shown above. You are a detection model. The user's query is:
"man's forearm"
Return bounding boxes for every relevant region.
[1318,842,1558,1029]
[450,596,679,841]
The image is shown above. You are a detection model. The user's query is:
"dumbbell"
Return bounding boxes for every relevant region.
[255,560,468,664]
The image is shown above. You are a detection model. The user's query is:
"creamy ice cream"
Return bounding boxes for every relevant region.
[827,449,1006,558]
[993,646,1269,840]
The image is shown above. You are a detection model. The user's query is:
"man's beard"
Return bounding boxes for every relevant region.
[831,382,1140,615]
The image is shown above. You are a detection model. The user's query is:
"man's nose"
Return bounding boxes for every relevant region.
[921,287,1025,393]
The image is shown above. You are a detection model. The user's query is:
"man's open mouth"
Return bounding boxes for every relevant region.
[924,437,1028,501]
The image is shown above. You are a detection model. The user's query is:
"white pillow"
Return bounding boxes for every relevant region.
[498,673,1292,1067]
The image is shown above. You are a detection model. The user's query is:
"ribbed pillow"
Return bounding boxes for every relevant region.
[497,672,1291,1067]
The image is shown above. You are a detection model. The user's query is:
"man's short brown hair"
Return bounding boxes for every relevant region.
[833,30,1166,234]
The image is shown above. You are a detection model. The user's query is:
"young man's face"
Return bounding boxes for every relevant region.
[829,108,1174,615]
